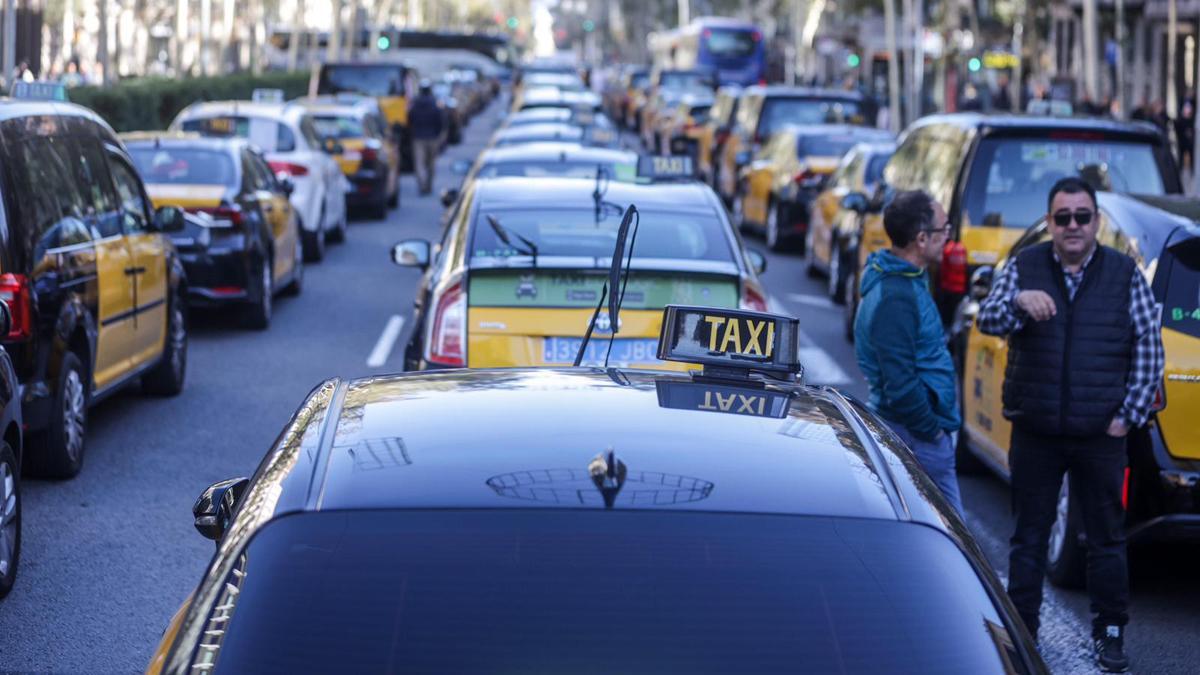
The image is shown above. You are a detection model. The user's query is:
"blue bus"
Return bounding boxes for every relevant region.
[651,18,766,87]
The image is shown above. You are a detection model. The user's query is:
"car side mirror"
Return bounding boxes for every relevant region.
[0,299,11,338]
[323,137,344,155]
[746,249,767,275]
[278,176,295,196]
[154,205,187,233]
[451,159,471,175]
[440,188,460,209]
[734,151,750,166]
[840,192,869,214]
[193,477,250,543]
[970,265,994,301]
[391,239,431,268]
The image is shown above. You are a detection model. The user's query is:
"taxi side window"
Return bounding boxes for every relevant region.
[276,122,298,153]
[242,150,274,192]
[734,95,759,135]
[297,117,322,151]
[13,136,92,251]
[1095,211,1137,258]
[65,139,122,238]
[833,151,862,190]
[108,157,152,233]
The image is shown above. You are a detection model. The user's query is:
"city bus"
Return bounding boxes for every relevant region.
[650,17,766,87]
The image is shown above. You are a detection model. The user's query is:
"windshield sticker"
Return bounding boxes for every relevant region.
[470,273,737,309]
[1020,142,1113,163]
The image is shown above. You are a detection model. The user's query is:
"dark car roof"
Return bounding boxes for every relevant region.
[471,175,720,213]
[479,142,637,165]
[1097,192,1200,265]
[911,112,1163,138]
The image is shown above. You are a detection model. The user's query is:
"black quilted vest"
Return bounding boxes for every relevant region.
[1002,242,1134,437]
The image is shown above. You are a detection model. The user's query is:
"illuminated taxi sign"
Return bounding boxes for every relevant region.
[197,116,239,136]
[657,305,800,374]
[637,155,694,180]
[11,81,68,102]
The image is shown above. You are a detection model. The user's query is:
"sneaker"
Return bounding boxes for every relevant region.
[1094,625,1130,673]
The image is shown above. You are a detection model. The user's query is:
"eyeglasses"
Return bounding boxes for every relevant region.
[1051,209,1094,228]
[921,222,952,237]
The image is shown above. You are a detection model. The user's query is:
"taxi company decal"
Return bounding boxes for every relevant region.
[656,380,790,419]
[1167,373,1200,383]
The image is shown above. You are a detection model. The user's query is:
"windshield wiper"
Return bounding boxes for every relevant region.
[592,164,624,224]
[485,214,538,267]
[574,204,640,368]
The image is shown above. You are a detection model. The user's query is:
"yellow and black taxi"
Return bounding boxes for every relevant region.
[0,87,189,478]
[639,69,715,151]
[656,91,715,159]
[146,306,1047,674]
[735,125,892,251]
[846,113,1182,324]
[295,97,401,218]
[696,84,742,185]
[393,158,770,371]
[123,133,304,330]
[956,192,1200,587]
[715,86,871,206]
[315,60,416,172]
[805,140,895,306]
[604,65,648,128]
[0,328,24,599]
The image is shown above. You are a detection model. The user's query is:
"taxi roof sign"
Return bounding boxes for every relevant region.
[10,81,68,102]
[251,88,285,103]
[637,155,695,180]
[657,305,800,375]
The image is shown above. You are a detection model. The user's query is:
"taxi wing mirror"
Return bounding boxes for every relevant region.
[746,249,767,275]
[154,205,187,233]
[0,299,11,338]
[391,239,431,268]
[970,265,995,301]
[840,192,869,214]
[193,477,250,543]
[278,176,296,196]
[440,188,460,209]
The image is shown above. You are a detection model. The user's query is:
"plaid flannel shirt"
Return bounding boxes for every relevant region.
[976,248,1165,427]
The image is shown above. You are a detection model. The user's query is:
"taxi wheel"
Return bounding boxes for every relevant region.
[240,260,272,331]
[387,182,400,209]
[828,242,846,303]
[803,227,820,273]
[0,441,20,598]
[143,291,188,396]
[844,268,859,343]
[302,223,325,263]
[767,200,797,253]
[282,240,304,297]
[27,352,87,479]
[1046,476,1087,589]
[328,214,347,243]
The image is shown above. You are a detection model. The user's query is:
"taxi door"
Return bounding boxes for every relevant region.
[741,135,784,226]
[811,155,859,267]
[245,151,297,284]
[109,154,169,369]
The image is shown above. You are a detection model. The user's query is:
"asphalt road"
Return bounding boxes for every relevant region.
[0,98,1196,673]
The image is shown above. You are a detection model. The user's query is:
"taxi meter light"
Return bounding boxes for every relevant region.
[657,305,801,375]
[10,81,68,102]
[637,155,695,181]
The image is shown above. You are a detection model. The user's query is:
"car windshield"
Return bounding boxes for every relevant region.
[477,161,637,182]
[201,511,1023,674]
[759,98,866,135]
[704,28,758,58]
[1161,236,1200,339]
[311,115,366,139]
[660,71,711,90]
[471,207,734,262]
[318,65,402,97]
[964,136,1169,229]
[865,153,892,185]
[799,134,864,158]
[127,147,237,186]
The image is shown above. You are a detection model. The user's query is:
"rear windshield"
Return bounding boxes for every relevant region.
[661,71,712,90]
[704,28,758,58]
[865,153,892,184]
[1161,236,1200,338]
[799,134,863,158]
[198,510,1024,674]
[318,65,404,97]
[311,115,366,140]
[963,136,1169,229]
[180,116,297,153]
[127,147,237,186]
[472,207,734,262]
[759,98,866,135]
[477,160,637,181]
[690,104,712,124]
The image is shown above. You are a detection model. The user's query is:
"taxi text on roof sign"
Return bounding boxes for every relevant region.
[637,155,695,180]
[11,81,68,102]
[657,305,800,374]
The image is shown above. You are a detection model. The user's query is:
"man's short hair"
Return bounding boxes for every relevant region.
[883,190,936,248]
[1047,176,1097,212]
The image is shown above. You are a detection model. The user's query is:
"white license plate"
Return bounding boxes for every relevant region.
[543,337,660,366]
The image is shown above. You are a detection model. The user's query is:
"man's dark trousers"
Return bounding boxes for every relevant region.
[1007,425,1130,636]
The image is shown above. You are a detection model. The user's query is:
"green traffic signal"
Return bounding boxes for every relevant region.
[506,17,520,30]
[376,36,390,51]
[847,54,860,68]
[583,19,595,33]
[968,57,982,72]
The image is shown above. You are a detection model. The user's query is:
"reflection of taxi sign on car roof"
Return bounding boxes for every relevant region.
[637,155,695,181]
[251,88,285,103]
[197,116,238,136]
[10,81,68,102]
[657,305,800,374]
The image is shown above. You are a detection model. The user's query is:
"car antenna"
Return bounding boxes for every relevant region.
[592,164,623,225]
[573,204,639,367]
[485,214,538,268]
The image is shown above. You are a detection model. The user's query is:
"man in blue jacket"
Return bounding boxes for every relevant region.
[854,189,963,514]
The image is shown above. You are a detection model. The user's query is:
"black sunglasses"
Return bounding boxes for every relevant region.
[1051,209,1094,228]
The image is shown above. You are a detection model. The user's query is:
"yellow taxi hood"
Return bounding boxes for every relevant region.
[802,157,843,174]
[1158,327,1200,460]
[379,96,408,127]
[335,138,368,175]
[144,184,231,210]
[959,217,1026,266]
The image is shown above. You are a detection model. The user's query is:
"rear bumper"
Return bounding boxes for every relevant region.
[178,246,254,307]
[345,169,389,206]
[1129,420,1200,541]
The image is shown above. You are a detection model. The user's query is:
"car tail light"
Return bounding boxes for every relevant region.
[1152,384,1166,412]
[0,273,32,340]
[740,285,768,312]
[939,240,968,295]
[268,160,309,177]
[1122,467,1131,510]
[361,140,382,164]
[191,203,245,227]
[751,31,762,43]
[428,281,466,367]
[793,169,824,188]
[716,129,730,145]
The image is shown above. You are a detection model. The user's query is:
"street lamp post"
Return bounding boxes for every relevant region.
[884,0,901,133]
[2,0,15,87]
[678,0,689,28]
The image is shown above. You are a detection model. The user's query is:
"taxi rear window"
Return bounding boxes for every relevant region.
[963,136,1170,230]
[471,207,734,262]
[798,134,861,158]
[127,147,236,186]
[180,116,296,153]
[311,115,367,140]
[1160,236,1200,339]
[318,65,404,97]
[759,98,865,136]
[477,160,637,182]
[200,510,1027,674]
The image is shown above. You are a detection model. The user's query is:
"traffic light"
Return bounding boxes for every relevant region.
[583,19,595,33]
[846,53,860,68]
[506,17,520,30]
[968,57,982,72]
[376,35,390,51]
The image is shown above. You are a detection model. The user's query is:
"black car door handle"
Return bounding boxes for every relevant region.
[124,266,146,276]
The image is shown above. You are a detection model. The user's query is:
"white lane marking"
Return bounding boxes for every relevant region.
[367,315,406,368]
[786,292,836,310]
[769,295,852,385]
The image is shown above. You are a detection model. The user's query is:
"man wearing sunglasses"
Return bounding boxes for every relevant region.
[977,176,1164,673]
[854,190,963,514]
